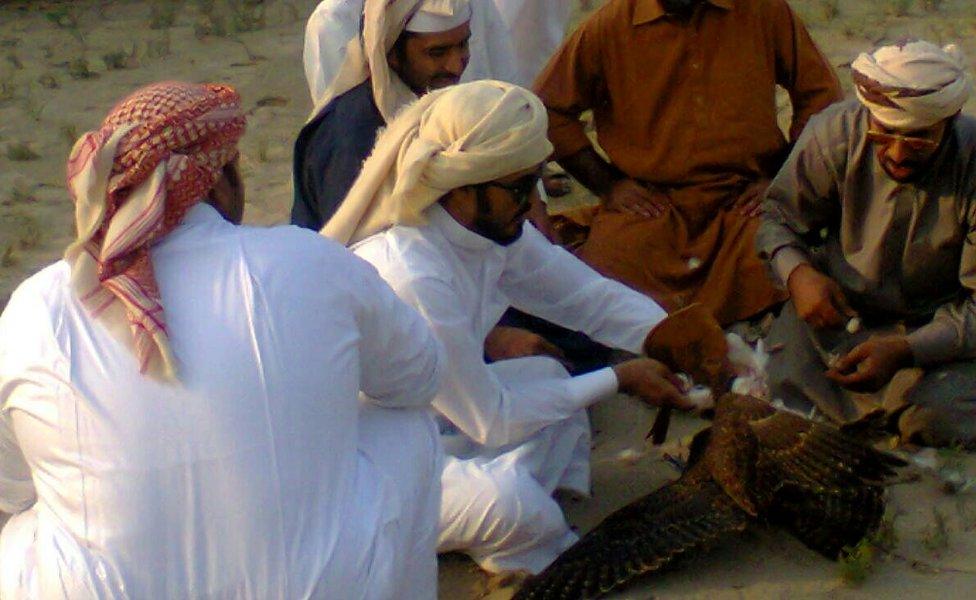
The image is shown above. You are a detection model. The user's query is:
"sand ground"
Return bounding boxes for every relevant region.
[2,1,976,598]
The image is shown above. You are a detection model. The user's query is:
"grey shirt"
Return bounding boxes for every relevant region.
[757,100,976,365]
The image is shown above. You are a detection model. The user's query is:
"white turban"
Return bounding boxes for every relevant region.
[852,40,972,129]
[321,80,553,246]
[307,0,472,122]
[407,0,472,32]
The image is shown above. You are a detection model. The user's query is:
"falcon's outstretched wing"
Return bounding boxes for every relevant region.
[513,466,749,600]
[747,406,906,557]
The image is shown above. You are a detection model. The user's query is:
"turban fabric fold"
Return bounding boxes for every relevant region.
[321,80,552,246]
[64,81,246,380]
[852,40,972,129]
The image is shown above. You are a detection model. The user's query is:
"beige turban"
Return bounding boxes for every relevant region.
[308,0,472,122]
[852,40,972,129]
[321,80,553,246]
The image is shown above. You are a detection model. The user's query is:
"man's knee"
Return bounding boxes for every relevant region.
[898,364,976,448]
[442,464,567,546]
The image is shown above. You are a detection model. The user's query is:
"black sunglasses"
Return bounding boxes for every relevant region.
[478,172,542,211]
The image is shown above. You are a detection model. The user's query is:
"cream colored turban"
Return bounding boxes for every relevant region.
[308,0,472,122]
[407,0,472,32]
[321,80,553,246]
[852,40,972,129]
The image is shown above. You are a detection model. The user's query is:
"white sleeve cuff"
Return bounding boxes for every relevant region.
[771,246,811,286]
[565,367,619,410]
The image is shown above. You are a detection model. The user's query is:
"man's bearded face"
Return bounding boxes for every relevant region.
[388,23,471,95]
[660,0,702,18]
[867,116,949,183]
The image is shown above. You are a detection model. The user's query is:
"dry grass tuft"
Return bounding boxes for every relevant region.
[37,73,59,89]
[838,514,899,586]
[7,181,37,206]
[67,57,98,80]
[0,80,15,104]
[819,0,840,21]
[228,0,267,32]
[0,244,18,268]
[59,124,80,149]
[146,32,173,59]
[150,3,180,29]
[6,142,40,162]
[883,0,913,17]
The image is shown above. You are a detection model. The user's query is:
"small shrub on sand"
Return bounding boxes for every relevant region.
[45,7,86,46]
[196,0,229,38]
[0,80,15,103]
[16,215,42,250]
[45,7,79,29]
[59,124,79,148]
[819,0,840,21]
[150,4,180,29]
[228,0,266,32]
[5,53,23,70]
[146,32,172,59]
[6,142,40,162]
[8,181,37,206]
[37,73,59,89]
[102,46,138,70]
[67,57,98,80]
[883,0,913,16]
[103,50,127,70]
[838,515,898,586]
[1,244,18,268]
[839,537,876,586]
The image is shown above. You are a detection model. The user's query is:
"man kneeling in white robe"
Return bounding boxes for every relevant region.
[321,80,728,574]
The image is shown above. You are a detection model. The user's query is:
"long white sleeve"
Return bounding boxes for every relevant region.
[390,273,615,448]
[502,225,667,354]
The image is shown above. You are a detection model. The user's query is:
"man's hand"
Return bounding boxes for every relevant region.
[826,335,913,393]
[484,325,567,363]
[788,264,857,329]
[613,357,693,410]
[603,179,669,218]
[733,180,769,218]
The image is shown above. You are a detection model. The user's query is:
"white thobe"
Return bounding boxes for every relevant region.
[0,204,444,599]
[354,204,667,573]
[492,0,573,87]
[303,0,519,105]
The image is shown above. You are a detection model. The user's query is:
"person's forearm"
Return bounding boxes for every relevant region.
[556,147,623,198]
[907,305,973,366]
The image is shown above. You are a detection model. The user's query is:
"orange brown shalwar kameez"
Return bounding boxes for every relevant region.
[533,0,842,325]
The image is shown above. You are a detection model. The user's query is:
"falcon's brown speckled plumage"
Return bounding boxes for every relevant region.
[513,393,905,600]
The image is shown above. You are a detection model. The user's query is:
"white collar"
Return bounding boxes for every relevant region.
[425,203,498,252]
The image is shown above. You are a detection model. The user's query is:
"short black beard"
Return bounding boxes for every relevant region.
[660,0,701,19]
[471,187,525,246]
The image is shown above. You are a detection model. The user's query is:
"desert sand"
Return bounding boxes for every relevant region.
[2,1,976,598]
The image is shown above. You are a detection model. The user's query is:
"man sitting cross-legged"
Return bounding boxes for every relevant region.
[0,81,445,598]
[322,80,729,574]
[758,40,976,448]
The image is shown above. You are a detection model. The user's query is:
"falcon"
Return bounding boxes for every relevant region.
[513,392,904,600]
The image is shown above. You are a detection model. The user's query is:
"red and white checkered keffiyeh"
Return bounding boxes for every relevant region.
[64,81,246,380]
